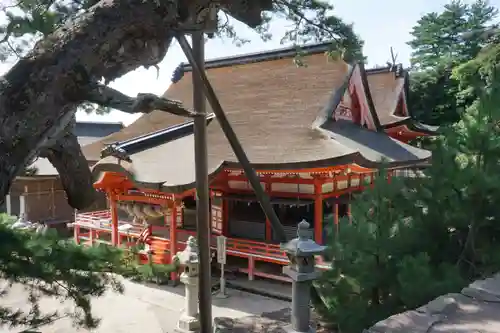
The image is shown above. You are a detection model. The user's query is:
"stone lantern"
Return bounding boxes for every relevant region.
[175,236,201,332]
[281,220,326,333]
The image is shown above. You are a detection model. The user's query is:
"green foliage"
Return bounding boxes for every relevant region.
[118,246,180,285]
[315,31,500,332]
[314,171,465,333]
[131,262,178,285]
[408,66,462,125]
[0,215,125,329]
[407,0,497,126]
[408,0,497,69]
[0,213,16,224]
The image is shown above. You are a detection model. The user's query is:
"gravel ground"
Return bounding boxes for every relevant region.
[0,277,291,333]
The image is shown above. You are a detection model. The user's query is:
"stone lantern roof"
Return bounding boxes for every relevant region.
[281,220,326,257]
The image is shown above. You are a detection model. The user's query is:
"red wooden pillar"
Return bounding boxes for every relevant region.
[169,199,178,281]
[265,177,272,241]
[314,179,323,244]
[110,195,119,246]
[332,177,339,238]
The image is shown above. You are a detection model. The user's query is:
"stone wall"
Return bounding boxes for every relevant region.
[364,273,500,333]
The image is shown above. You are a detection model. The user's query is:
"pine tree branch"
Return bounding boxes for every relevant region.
[0,221,125,329]
[85,84,199,117]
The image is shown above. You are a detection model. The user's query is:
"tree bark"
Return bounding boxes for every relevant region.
[0,0,271,209]
[41,121,96,209]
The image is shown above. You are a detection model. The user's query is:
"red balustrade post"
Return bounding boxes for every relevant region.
[313,180,323,245]
[110,195,119,246]
[265,179,272,241]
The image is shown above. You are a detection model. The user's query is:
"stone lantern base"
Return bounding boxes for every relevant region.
[283,323,315,333]
[176,313,200,332]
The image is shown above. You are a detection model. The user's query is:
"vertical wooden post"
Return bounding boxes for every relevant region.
[314,179,323,244]
[170,199,178,281]
[110,195,119,246]
[265,178,272,241]
[177,33,212,331]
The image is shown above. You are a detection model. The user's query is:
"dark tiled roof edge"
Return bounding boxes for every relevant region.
[382,118,439,134]
[102,114,215,157]
[75,121,124,126]
[74,121,124,139]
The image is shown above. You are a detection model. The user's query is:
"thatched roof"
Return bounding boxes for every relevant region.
[366,67,408,126]
[366,66,438,134]
[90,44,431,192]
[83,43,349,162]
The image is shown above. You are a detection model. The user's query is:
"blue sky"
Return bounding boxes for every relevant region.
[1,0,498,126]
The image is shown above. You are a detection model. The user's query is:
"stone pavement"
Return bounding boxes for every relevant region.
[365,273,500,333]
[0,277,291,333]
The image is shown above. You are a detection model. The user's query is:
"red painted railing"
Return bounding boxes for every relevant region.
[75,210,111,227]
[74,211,287,260]
[73,211,328,280]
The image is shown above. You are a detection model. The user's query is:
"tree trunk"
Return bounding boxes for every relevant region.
[0,0,271,210]
[41,118,96,209]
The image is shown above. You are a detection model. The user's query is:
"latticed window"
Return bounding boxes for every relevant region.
[392,168,426,178]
